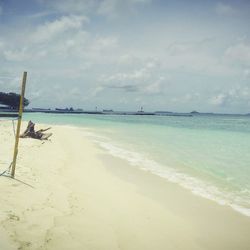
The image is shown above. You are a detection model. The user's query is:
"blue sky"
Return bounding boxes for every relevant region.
[0,0,250,113]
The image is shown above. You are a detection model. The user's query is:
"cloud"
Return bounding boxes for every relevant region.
[163,38,239,77]
[210,87,250,108]
[225,43,250,66]
[1,15,91,63]
[28,10,59,20]
[0,40,4,53]
[99,60,168,95]
[1,0,249,112]
[101,58,159,83]
[215,2,237,16]
[166,38,215,56]
[101,65,150,86]
[210,93,228,106]
[0,76,20,93]
[244,69,250,80]
[90,36,118,52]
[0,10,122,107]
[31,15,88,43]
[104,84,139,92]
[144,77,166,95]
[166,41,202,56]
[1,13,119,66]
[4,47,31,61]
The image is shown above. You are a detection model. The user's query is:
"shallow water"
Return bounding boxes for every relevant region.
[24,113,250,216]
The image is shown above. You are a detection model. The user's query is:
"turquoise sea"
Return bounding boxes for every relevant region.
[24,113,250,216]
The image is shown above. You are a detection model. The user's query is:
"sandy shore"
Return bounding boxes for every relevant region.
[0,121,250,250]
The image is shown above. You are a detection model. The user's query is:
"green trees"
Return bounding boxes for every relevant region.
[0,92,29,109]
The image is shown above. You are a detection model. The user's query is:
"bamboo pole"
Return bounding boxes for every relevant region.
[11,71,27,178]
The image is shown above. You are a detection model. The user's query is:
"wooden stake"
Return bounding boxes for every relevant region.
[11,71,27,178]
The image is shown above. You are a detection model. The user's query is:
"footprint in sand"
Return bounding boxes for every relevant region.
[8,213,20,221]
[17,241,32,250]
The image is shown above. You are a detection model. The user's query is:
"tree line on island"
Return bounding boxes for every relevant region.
[0,92,29,109]
[1,91,249,116]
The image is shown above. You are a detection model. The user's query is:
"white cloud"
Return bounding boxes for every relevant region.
[117,54,141,65]
[101,66,151,85]
[99,60,168,95]
[244,69,250,80]
[27,10,57,19]
[144,77,166,95]
[163,38,238,76]
[225,43,250,66]
[1,0,249,112]
[210,93,228,106]
[0,40,4,55]
[0,76,20,93]
[210,87,250,108]
[1,14,119,65]
[90,36,118,52]
[31,15,88,43]
[4,47,31,61]
[167,41,199,56]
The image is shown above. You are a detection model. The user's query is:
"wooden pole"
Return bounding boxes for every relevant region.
[11,71,27,178]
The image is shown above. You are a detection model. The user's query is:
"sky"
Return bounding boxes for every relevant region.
[0,0,250,113]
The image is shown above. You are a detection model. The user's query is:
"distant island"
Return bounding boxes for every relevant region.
[1,105,249,117]
[0,91,29,109]
[190,110,199,114]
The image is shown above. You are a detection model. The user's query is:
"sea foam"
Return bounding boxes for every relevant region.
[83,130,250,217]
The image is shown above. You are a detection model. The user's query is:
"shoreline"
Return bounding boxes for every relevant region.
[0,122,250,249]
[70,124,250,218]
[2,109,250,116]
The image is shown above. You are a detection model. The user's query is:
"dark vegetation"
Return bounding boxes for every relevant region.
[0,92,29,109]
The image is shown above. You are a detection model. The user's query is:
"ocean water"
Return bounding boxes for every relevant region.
[24,113,250,216]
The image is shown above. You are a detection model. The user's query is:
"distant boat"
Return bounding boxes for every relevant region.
[55,107,74,112]
[32,108,51,111]
[103,109,114,112]
[190,110,199,114]
[137,106,144,113]
[155,111,173,114]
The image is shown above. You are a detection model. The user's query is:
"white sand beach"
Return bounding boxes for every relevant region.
[0,121,250,250]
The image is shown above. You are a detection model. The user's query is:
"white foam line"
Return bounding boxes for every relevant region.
[90,137,250,217]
